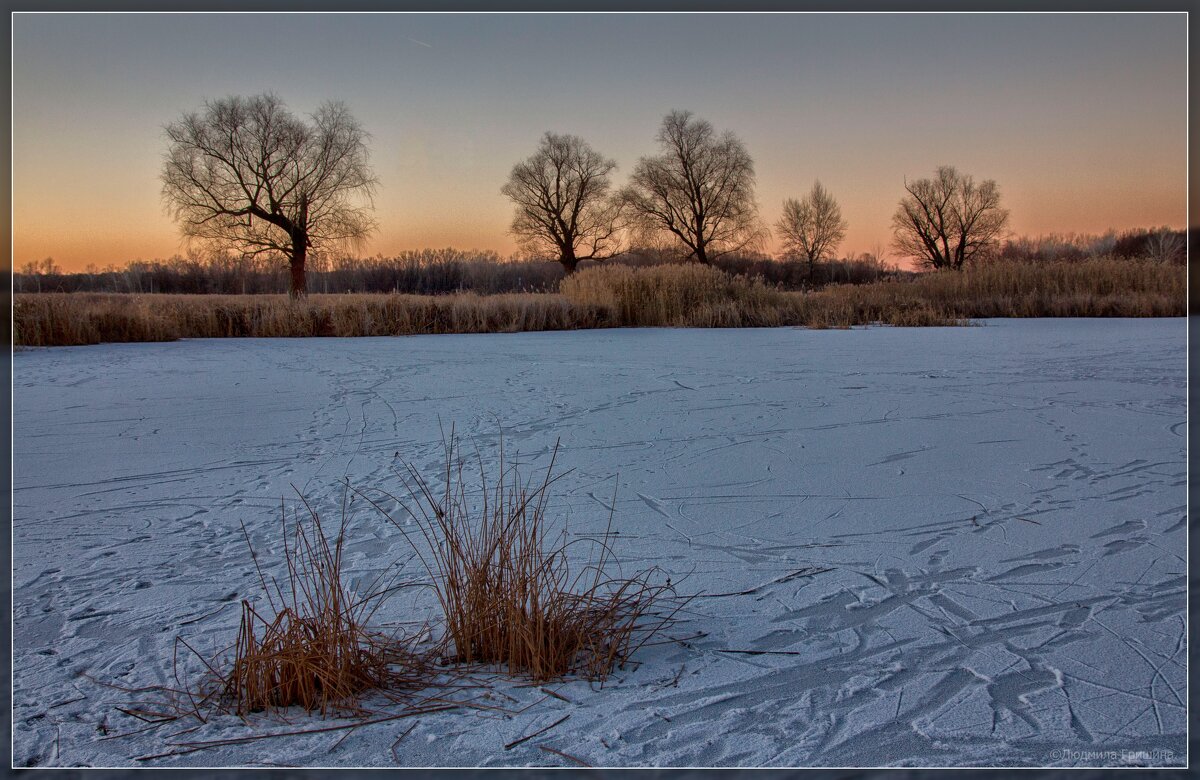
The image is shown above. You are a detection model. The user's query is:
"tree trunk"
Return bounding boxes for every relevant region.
[559,248,578,275]
[289,242,307,298]
[695,243,709,264]
[289,206,310,298]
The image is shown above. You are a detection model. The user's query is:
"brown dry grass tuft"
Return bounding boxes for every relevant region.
[366,436,681,684]
[215,497,433,718]
[113,493,442,727]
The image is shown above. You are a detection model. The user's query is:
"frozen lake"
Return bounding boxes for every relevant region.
[12,319,1187,767]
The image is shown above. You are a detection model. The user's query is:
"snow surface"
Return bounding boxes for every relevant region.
[12,320,1187,768]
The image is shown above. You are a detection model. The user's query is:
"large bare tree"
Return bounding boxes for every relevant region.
[891,165,1009,271]
[776,180,848,268]
[162,93,377,296]
[501,132,623,274]
[622,110,763,264]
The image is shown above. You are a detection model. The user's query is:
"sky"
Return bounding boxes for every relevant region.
[11,12,1189,272]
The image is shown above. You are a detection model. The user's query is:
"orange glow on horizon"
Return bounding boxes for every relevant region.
[13,199,1187,274]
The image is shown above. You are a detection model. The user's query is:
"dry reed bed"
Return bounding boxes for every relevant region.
[822,257,1186,320]
[14,258,1184,346]
[13,293,611,346]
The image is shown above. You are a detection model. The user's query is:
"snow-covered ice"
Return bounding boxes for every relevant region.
[12,319,1187,767]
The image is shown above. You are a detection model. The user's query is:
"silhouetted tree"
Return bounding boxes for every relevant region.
[892,165,1009,270]
[17,258,61,292]
[20,257,60,275]
[161,93,377,296]
[777,181,847,269]
[501,133,624,274]
[622,110,764,264]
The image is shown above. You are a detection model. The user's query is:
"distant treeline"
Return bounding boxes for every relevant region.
[13,227,1185,296]
[13,247,901,295]
[996,226,1186,264]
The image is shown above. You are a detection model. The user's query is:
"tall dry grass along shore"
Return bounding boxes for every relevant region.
[13,258,1185,347]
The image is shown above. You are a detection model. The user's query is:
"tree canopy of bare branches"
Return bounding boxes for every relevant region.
[777,181,848,268]
[1146,227,1186,264]
[501,133,623,273]
[891,165,1009,271]
[161,93,378,296]
[621,111,764,264]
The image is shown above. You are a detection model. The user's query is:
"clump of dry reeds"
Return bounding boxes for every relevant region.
[109,436,681,743]
[560,263,799,327]
[370,436,681,683]
[123,494,441,726]
[215,498,434,717]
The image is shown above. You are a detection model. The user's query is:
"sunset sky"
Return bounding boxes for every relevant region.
[12,12,1188,272]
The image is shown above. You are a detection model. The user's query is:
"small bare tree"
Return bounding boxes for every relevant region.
[776,181,848,269]
[161,93,377,296]
[19,257,60,276]
[501,133,624,274]
[622,110,764,264]
[1146,227,1185,263]
[892,165,1009,271]
[17,257,60,292]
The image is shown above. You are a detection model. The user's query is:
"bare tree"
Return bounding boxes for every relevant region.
[501,132,623,274]
[20,257,60,276]
[776,181,848,268]
[161,93,377,296]
[1146,227,1185,263]
[622,110,764,264]
[891,165,1009,271]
